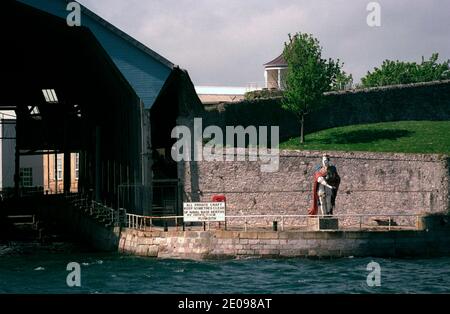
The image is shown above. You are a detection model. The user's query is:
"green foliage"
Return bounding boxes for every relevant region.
[361,53,450,87]
[332,71,353,91]
[280,121,450,154]
[282,32,343,118]
[244,89,283,100]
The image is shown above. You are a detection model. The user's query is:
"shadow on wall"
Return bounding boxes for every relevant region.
[313,129,414,145]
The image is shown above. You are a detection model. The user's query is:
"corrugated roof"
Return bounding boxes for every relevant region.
[264,54,287,68]
[16,0,175,108]
[78,3,174,69]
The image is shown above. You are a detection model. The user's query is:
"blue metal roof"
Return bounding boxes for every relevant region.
[17,0,174,108]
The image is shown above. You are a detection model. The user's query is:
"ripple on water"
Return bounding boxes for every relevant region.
[1,252,450,293]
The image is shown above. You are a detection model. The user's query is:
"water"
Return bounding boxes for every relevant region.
[1,244,450,294]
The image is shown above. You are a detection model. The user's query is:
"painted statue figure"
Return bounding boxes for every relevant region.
[308,154,341,216]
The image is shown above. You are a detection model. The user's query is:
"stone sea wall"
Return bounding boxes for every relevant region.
[180,150,450,218]
[118,215,450,259]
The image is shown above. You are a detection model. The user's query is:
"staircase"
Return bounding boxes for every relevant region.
[65,194,126,229]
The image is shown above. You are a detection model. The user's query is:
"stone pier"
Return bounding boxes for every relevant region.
[118,215,450,260]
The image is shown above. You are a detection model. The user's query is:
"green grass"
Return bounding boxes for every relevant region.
[279,121,450,154]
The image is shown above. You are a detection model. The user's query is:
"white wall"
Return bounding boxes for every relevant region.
[1,113,43,189]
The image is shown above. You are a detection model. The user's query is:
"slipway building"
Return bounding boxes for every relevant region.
[0,0,203,216]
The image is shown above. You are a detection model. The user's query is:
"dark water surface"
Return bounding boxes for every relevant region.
[1,244,449,294]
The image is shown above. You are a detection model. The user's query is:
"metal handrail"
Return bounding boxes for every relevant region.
[124,212,424,231]
[65,194,123,227]
[225,214,423,218]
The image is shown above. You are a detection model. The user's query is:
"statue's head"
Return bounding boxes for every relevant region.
[322,154,330,168]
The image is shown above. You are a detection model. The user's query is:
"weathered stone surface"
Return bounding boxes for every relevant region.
[184,231,199,238]
[180,151,450,222]
[240,232,258,239]
[119,224,450,260]
[258,232,279,239]
[147,245,159,257]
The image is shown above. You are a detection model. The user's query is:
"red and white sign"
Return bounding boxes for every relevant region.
[183,202,226,222]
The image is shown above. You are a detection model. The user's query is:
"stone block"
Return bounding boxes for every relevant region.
[237,249,255,255]
[148,231,162,237]
[344,231,370,239]
[319,218,339,230]
[306,239,322,247]
[257,232,279,239]
[184,231,199,238]
[142,238,154,245]
[200,232,211,239]
[212,231,229,238]
[241,232,258,239]
[280,249,308,257]
[259,249,280,256]
[147,245,159,257]
[307,217,339,231]
[323,239,347,250]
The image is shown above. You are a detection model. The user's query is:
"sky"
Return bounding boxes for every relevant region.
[77,0,450,87]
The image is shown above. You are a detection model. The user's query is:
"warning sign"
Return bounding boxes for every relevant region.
[183,202,226,222]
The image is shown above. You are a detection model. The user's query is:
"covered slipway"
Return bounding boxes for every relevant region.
[0,0,203,231]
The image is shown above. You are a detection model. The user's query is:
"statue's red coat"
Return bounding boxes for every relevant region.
[308,168,327,216]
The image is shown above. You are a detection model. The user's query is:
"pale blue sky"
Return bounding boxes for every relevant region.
[78,0,450,87]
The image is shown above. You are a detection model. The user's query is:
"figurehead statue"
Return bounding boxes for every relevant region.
[308,154,341,216]
[322,154,330,168]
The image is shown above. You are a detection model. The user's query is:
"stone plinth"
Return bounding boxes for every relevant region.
[307,217,339,231]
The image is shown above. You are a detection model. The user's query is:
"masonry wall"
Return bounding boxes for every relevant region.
[40,199,120,251]
[203,80,450,141]
[118,215,450,259]
[180,150,450,218]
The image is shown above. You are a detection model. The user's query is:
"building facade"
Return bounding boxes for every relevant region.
[43,153,79,194]
[264,54,288,90]
[0,116,43,195]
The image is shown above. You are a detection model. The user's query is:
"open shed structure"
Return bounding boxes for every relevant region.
[0,0,203,216]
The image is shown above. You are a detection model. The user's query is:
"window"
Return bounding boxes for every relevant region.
[27,105,42,120]
[20,168,33,187]
[56,155,63,181]
[42,89,58,103]
[27,106,40,115]
[75,153,79,180]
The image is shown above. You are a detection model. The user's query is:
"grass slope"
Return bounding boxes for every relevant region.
[280,121,450,154]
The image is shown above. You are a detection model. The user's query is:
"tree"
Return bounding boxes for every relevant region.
[361,53,450,87]
[332,71,353,91]
[282,33,343,144]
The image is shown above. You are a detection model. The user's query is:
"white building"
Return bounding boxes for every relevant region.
[0,112,43,195]
[264,54,288,90]
[195,54,288,105]
[195,85,262,105]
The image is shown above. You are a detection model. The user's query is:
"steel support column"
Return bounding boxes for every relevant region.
[140,105,152,216]
[63,151,71,193]
[95,126,101,202]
